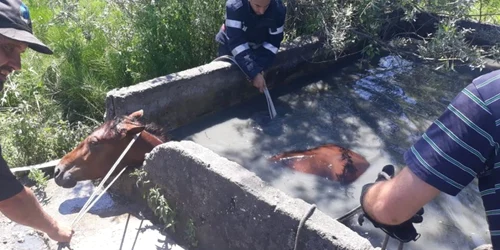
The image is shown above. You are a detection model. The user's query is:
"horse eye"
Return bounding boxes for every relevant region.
[89,137,99,147]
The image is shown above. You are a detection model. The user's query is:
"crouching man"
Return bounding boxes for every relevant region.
[215,0,286,92]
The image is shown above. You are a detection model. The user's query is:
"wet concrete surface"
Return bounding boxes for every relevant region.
[0,178,185,250]
[171,55,493,250]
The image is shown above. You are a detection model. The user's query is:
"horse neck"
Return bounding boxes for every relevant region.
[139,130,164,147]
[125,131,164,165]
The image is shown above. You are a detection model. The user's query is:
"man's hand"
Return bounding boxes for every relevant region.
[47,221,74,243]
[252,73,266,93]
[358,165,424,243]
[0,187,74,243]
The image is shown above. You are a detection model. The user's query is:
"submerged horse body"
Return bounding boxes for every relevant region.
[269,144,371,184]
[54,110,167,188]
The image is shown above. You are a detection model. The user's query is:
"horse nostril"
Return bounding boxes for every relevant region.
[54,167,61,178]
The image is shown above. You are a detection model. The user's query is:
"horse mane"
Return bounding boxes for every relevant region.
[144,122,168,142]
[337,146,358,185]
[111,115,168,142]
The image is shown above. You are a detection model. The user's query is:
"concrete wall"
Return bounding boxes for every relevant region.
[104,35,342,131]
[140,141,376,250]
[103,34,379,249]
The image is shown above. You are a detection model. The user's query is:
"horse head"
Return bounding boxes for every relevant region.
[54,109,166,188]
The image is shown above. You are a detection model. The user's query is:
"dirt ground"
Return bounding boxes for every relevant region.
[0,177,185,250]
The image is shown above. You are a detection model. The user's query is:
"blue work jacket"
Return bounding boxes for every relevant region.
[215,0,286,80]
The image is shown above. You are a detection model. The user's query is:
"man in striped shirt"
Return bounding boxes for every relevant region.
[360,69,500,248]
[215,0,286,93]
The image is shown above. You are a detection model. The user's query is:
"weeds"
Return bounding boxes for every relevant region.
[129,168,150,188]
[28,168,49,189]
[147,186,177,232]
[185,219,198,247]
[130,169,177,232]
[27,168,51,205]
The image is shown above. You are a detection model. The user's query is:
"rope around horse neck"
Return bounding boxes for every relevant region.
[71,132,142,228]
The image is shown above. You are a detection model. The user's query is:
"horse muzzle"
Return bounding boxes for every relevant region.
[54,165,77,188]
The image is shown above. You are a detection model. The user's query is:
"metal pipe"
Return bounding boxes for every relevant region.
[398,241,404,250]
[381,234,390,250]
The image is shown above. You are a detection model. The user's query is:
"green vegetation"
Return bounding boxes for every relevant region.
[470,0,500,24]
[1,0,500,167]
[27,168,51,204]
[130,168,176,232]
[185,219,198,247]
[28,168,49,189]
[147,186,177,231]
[298,0,500,68]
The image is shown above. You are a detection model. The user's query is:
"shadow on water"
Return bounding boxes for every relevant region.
[171,55,492,249]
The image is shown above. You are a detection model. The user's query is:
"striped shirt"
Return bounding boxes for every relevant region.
[404,69,500,248]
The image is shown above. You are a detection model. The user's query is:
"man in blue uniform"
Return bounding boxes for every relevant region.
[359,70,500,249]
[215,0,286,93]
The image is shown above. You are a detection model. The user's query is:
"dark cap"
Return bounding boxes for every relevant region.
[0,0,52,54]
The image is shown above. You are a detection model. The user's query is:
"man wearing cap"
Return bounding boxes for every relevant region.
[215,0,286,93]
[0,0,73,243]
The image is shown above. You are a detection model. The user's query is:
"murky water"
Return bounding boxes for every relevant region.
[171,55,492,249]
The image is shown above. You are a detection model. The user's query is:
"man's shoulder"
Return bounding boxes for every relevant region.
[471,69,500,112]
[226,0,246,11]
[272,0,286,16]
[472,70,500,89]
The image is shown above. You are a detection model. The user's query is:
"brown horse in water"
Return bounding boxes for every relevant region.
[54,109,369,187]
[53,109,167,188]
[269,144,371,184]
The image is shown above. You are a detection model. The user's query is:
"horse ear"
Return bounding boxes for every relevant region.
[117,122,145,137]
[129,110,144,119]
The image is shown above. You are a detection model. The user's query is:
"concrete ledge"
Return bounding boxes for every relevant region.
[139,141,375,250]
[10,159,59,177]
[104,35,335,131]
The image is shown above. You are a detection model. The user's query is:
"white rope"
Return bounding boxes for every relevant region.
[71,166,129,227]
[212,55,278,119]
[71,132,142,227]
[264,87,277,119]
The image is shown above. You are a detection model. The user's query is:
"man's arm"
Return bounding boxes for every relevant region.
[0,187,73,242]
[254,3,286,70]
[0,149,73,243]
[362,75,498,226]
[0,187,72,242]
[362,167,440,225]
